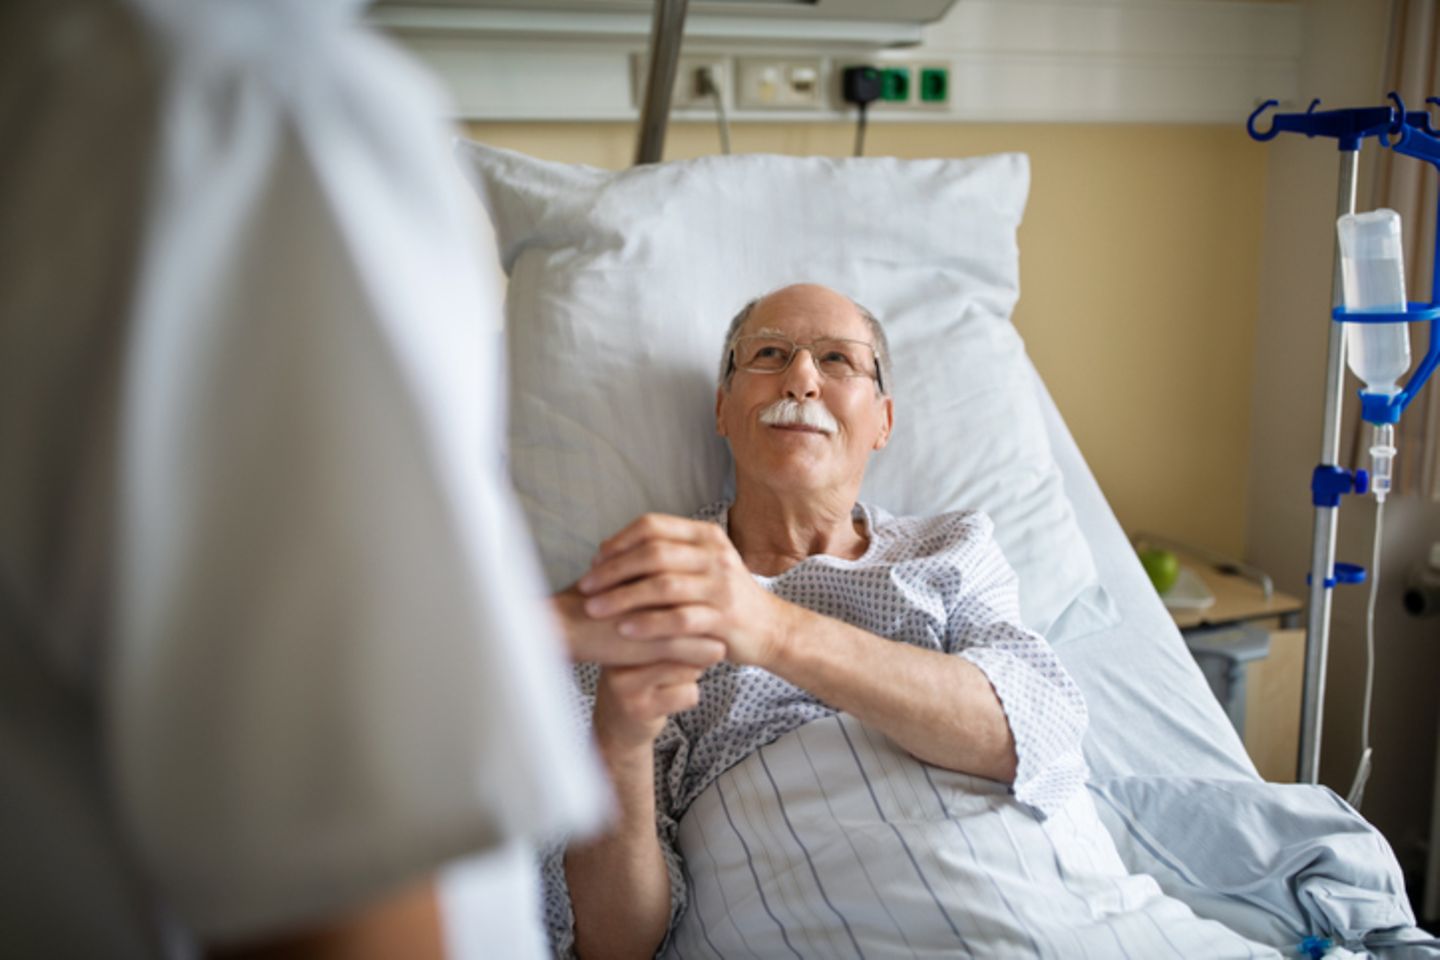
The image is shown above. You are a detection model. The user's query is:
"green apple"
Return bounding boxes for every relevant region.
[1138,547,1180,595]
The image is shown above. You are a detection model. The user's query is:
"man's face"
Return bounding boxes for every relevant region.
[716,284,893,499]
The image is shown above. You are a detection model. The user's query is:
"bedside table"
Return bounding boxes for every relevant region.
[1182,626,1305,782]
[1156,550,1306,782]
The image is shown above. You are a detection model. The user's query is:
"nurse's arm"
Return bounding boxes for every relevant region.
[211,880,444,960]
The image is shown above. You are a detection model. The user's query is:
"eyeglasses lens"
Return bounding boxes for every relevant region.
[735,336,875,380]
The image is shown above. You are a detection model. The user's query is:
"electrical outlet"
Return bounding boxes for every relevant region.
[632,54,729,110]
[736,58,824,109]
[879,67,910,103]
[918,65,949,104]
[916,64,950,106]
[835,60,950,110]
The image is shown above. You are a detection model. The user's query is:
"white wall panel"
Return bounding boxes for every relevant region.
[377,1,1303,124]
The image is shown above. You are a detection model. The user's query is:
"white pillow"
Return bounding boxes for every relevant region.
[457,142,1098,635]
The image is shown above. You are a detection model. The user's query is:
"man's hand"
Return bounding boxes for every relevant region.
[552,584,726,669]
[593,662,704,755]
[576,514,793,667]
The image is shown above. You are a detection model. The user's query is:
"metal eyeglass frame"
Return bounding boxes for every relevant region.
[725,334,886,394]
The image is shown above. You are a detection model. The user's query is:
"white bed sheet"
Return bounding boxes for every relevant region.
[1032,361,1255,782]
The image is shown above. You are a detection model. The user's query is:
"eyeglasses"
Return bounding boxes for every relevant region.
[727,334,885,393]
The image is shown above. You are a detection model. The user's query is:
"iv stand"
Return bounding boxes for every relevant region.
[1251,95,1440,784]
[1247,100,1397,785]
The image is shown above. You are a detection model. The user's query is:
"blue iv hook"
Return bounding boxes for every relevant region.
[1246,98,1396,151]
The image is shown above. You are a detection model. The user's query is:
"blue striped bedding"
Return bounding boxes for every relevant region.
[666,712,1280,959]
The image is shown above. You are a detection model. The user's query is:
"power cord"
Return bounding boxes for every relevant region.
[697,66,730,155]
[841,66,882,157]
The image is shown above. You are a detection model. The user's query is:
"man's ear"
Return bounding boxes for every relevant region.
[873,395,894,451]
[715,386,728,437]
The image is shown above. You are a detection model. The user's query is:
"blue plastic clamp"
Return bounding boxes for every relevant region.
[1299,935,1334,959]
[1336,563,1367,583]
[1307,563,1367,589]
[1311,465,1368,507]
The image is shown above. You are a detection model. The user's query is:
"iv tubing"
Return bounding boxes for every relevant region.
[1345,497,1382,808]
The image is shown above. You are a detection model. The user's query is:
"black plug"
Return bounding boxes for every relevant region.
[842,66,881,157]
[841,66,883,107]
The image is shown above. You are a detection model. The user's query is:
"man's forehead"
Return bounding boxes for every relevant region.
[746,325,864,342]
[743,291,867,339]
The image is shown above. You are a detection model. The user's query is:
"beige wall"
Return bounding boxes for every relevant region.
[465,119,1268,558]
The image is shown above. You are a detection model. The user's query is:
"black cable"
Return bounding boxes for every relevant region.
[840,66,880,158]
[697,67,730,156]
[711,82,731,155]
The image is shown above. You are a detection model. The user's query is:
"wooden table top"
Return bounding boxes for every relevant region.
[1165,553,1304,631]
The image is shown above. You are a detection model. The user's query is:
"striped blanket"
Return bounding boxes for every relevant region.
[666,713,1280,959]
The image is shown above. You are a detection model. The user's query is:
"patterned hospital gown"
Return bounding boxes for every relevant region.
[543,501,1090,956]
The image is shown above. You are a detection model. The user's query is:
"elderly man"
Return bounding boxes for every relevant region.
[548,283,1090,958]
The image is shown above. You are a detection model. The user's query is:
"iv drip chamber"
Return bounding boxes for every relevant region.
[1369,423,1397,503]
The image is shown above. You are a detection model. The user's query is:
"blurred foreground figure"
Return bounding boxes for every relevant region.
[0,0,609,955]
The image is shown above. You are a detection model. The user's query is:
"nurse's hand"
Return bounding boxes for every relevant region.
[552,584,726,669]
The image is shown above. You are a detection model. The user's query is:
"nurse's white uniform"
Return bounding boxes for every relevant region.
[0,0,606,955]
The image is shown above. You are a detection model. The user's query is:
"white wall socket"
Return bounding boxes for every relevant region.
[736,58,825,110]
[631,54,729,110]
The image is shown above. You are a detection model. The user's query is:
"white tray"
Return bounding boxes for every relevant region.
[1161,566,1216,611]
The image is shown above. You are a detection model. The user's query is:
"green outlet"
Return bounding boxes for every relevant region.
[919,67,949,103]
[880,67,910,102]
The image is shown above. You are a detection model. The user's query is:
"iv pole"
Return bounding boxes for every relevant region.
[1247,101,1395,784]
[1298,149,1358,784]
[1250,97,1440,784]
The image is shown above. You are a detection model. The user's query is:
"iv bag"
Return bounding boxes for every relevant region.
[1338,209,1411,395]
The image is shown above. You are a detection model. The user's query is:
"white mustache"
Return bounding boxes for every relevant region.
[759,398,838,435]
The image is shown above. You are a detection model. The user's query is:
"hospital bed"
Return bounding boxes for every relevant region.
[455,141,1437,957]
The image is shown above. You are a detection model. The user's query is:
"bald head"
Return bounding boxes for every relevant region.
[718,284,891,393]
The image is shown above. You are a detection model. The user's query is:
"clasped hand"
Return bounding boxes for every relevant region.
[558,514,790,751]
